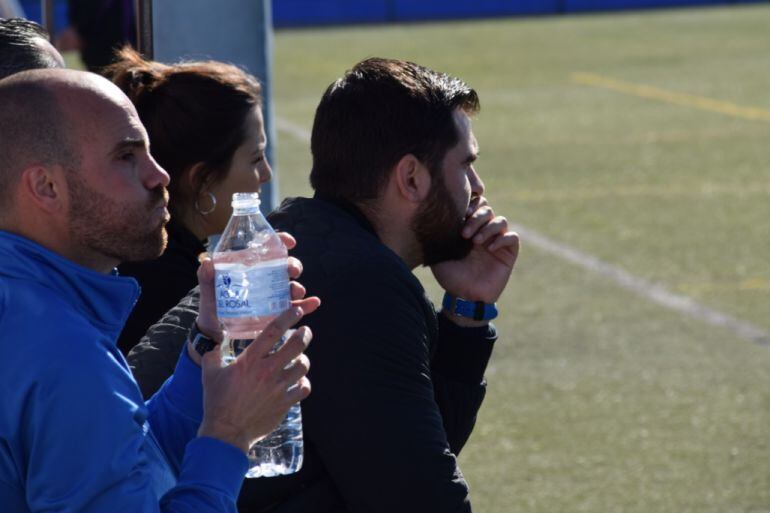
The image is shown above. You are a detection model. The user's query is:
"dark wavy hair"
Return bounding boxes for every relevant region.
[310,57,479,203]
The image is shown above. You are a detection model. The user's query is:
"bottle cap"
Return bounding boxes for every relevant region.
[231,192,261,212]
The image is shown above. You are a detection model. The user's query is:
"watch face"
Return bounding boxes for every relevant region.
[189,324,218,356]
[193,335,218,356]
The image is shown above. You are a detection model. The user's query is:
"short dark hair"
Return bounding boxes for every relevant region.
[0,73,76,212]
[309,57,479,202]
[105,47,263,219]
[0,18,60,80]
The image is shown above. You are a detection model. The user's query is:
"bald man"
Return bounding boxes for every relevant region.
[0,69,318,512]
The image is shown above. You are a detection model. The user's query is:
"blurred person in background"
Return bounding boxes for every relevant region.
[56,0,135,72]
[105,47,272,355]
[0,17,64,79]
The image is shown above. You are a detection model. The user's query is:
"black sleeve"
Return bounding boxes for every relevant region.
[127,287,200,400]
[117,253,200,355]
[432,315,497,454]
[300,270,473,513]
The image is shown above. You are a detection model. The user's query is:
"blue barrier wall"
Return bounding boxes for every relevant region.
[15,0,769,33]
[273,0,768,27]
[391,0,560,19]
[17,0,68,31]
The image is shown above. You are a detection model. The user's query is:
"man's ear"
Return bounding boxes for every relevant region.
[20,165,67,214]
[392,154,431,203]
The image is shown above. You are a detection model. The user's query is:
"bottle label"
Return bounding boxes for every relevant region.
[215,259,291,318]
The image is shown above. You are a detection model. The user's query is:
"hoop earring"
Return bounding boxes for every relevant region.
[195,192,217,216]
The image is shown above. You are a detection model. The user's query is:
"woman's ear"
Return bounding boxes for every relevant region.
[185,161,208,195]
[392,154,431,204]
[186,162,218,213]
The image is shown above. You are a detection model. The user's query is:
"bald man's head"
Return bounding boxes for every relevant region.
[0,69,79,214]
[0,68,170,270]
[0,69,141,211]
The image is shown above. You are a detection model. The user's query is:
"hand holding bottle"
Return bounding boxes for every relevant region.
[193,246,320,456]
[192,232,316,352]
[208,192,316,477]
[196,306,313,453]
[188,194,320,462]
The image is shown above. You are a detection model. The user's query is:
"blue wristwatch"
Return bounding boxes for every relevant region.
[442,293,498,321]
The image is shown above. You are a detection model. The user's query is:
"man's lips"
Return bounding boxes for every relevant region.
[152,201,170,224]
[466,196,482,218]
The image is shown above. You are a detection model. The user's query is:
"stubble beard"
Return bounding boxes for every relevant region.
[66,171,169,264]
[412,172,473,267]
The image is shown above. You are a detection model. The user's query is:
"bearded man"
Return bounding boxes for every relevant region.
[129,57,519,512]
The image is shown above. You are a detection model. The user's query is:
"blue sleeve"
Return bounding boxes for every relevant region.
[146,346,204,473]
[161,437,248,512]
[20,328,246,513]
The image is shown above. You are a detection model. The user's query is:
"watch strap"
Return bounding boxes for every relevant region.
[442,293,498,321]
[188,322,218,356]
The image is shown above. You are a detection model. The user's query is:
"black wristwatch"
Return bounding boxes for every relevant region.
[442,293,498,321]
[188,322,218,356]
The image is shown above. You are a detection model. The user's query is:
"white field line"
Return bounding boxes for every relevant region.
[513,224,770,348]
[276,116,312,143]
[275,115,770,348]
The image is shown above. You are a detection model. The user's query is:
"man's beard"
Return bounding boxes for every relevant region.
[412,172,473,266]
[66,171,168,264]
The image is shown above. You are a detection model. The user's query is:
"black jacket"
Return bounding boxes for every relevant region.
[128,196,497,512]
[118,219,205,355]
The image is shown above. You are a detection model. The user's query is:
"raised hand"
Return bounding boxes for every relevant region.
[194,231,319,347]
[191,230,320,452]
[430,197,519,305]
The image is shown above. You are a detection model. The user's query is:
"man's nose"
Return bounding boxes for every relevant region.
[144,155,170,189]
[469,166,485,197]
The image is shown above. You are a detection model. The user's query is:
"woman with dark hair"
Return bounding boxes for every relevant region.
[106,47,272,355]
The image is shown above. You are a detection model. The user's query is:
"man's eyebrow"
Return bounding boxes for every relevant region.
[109,138,146,156]
[463,152,479,165]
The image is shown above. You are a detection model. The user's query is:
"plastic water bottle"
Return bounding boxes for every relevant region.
[213,192,303,478]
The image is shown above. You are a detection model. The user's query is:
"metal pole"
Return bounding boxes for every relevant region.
[152,0,277,212]
[135,0,153,58]
[41,0,54,38]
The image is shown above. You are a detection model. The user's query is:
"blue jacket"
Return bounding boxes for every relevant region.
[0,231,247,512]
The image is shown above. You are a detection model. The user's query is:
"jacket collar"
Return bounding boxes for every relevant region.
[312,192,379,239]
[0,231,140,342]
[165,218,207,258]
